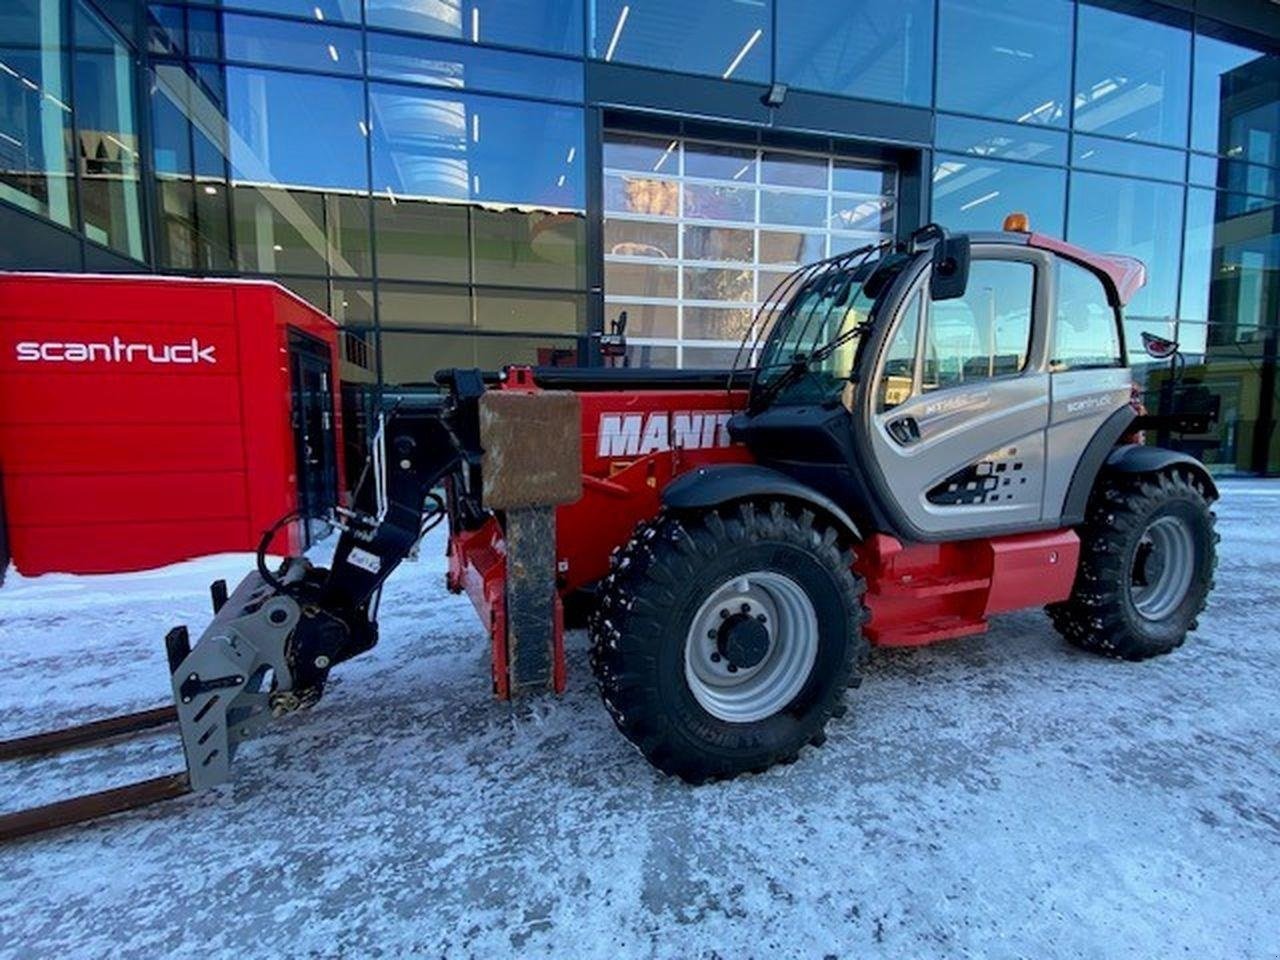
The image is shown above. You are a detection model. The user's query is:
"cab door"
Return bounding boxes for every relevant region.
[863,247,1054,540]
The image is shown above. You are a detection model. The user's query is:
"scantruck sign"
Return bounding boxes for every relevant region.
[14,335,219,365]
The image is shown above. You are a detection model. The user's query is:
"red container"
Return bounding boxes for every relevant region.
[0,274,344,575]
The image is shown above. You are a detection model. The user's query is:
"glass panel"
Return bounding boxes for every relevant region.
[832,160,896,196]
[222,0,360,23]
[604,133,677,173]
[625,343,678,368]
[1188,152,1280,199]
[378,281,470,328]
[1068,171,1184,321]
[762,151,825,189]
[1071,134,1185,183]
[1180,187,1278,331]
[685,141,756,181]
[604,219,678,259]
[367,0,583,56]
[1073,2,1191,147]
[366,32,583,102]
[683,266,752,302]
[1191,23,1279,165]
[683,224,753,264]
[604,173,679,217]
[331,280,375,325]
[471,207,586,289]
[878,290,921,411]
[830,197,894,235]
[373,194,468,282]
[379,332,580,386]
[776,0,933,106]
[936,114,1068,165]
[936,0,1073,126]
[0,0,75,227]
[590,0,769,83]
[605,261,677,299]
[474,288,584,333]
[683,304,754,340]
[222,15,362,75]
[157,177,232,270]
[760,189,826,229]
[146,4,184,56]
[606,302,676,337]
[932,153,1066,234]
[234,184,328,275]
[227,67,367,192]
[326,193,371,276]
[681,345,741,367]
[1053,259,1123,370]
[683,182,753,222]
[75,1,144,258]
[759,230,825,264]
[923,260,1035,390]
[370,85,584,208]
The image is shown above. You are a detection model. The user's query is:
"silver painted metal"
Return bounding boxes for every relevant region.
[683,571,819,724]
[1130,515,1196,621]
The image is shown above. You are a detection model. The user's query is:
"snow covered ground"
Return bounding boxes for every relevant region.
[1,481,1278,959]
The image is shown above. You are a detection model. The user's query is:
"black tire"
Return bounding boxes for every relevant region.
[588,501,867,783]
[1048,469,1217,660]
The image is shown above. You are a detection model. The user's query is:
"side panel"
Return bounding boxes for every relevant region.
[1042,367,1134,523]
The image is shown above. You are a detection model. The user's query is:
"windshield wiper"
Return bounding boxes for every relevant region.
[749,319,871,412]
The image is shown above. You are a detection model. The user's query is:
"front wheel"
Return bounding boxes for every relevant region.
[1048,469,1217,660]
[589,503,866,783]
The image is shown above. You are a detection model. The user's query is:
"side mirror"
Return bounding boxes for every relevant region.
[929,234,970,301]
[1141,330,1179,360]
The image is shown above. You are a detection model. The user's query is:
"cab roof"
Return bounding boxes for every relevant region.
[961,229,1147,308]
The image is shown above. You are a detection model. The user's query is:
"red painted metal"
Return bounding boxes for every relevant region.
[1028,233,1147,306]
[0,273,343,575]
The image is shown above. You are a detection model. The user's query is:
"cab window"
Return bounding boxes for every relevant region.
[877,289,921,411]
[922,259,1034,391]
[1052,259,1123,370]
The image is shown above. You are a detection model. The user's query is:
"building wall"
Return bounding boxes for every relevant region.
[0,0,1277,473]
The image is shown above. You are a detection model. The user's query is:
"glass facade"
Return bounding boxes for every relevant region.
[0,0,1276,474]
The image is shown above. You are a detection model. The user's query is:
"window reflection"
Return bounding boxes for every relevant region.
[590,0,769,83]
[213,0,361,24]
[1192,23,1279,165]
[1073,2,1191,147]
[776,0,933,106]
[0,0,75,228]
[369,84,584,208]
[1068,171,1183,321]
[367,32,583,102]
[932,153,1066,234]
[379,330,580,386]
[937,0,1073,126]
[367,0,582,56]
[935,114,1069,165]
[1071,134,1185,183]
[227,68,367,192]
[222,15,363,76]
[75,0,143,258]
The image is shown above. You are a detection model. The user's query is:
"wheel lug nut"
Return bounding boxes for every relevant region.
[710,652,721,663]
[719,609,729,619]
[756,614,766,623]
[707,629,717,639]
[728,664,738,673]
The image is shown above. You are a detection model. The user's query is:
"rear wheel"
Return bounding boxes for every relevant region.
[589,502,866,783]
[1048,470,1217,660]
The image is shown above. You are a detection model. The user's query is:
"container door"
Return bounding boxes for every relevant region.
[289,330,338,546]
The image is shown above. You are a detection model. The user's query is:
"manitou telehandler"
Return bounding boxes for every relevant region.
[0,221,1218,840]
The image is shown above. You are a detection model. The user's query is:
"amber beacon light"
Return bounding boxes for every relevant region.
[1003,212,1030,232]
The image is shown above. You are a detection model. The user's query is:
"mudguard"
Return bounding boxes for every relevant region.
[662,464,862,540]
[1104,444,1219,500]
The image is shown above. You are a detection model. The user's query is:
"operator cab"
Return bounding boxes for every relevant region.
[733,217,1143,542]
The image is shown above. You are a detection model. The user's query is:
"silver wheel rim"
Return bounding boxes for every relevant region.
[683,570,819,724]
[1130,515,1196,621]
